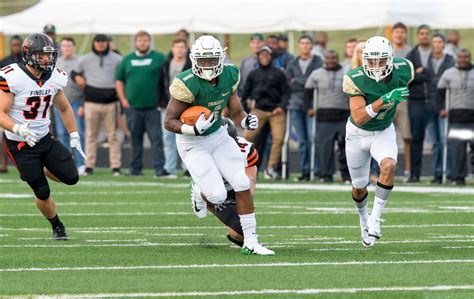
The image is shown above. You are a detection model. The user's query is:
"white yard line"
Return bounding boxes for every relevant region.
[2,223,474,232]
[1,178,473,193]
[257,183,474,194]
[2,209,474,217]
[2,260,474,273]
[29,285,474,298]
[2,238,474,248]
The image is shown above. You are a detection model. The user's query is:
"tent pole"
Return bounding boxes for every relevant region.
[224,34,231,59]
[0,33,4,59]
[79,33,92,55]
[288,31,295,55]
[190,32,196,45]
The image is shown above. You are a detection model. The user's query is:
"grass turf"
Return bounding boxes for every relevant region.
[0,168,473,298]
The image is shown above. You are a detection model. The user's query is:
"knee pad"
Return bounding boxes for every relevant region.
[229,172,250,192]
[352,177,369,189]
[63,173,79,185]
[204,185,227,205]
[34,185,50,200]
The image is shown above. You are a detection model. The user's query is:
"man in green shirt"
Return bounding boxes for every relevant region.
[116,31,169,177]
[343,36,414,247]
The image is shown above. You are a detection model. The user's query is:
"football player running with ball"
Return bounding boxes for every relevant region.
[0,33,85,240]
[343,36,414,247]
[191,118,259,248]
[165,35,274,255]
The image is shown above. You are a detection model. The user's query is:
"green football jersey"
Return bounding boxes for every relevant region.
[169,64,240,136]
[343,57,414,131]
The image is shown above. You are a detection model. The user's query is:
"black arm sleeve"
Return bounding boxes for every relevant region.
[279,72,291,109]
[241,71,254,102]
[303,88,314,112]
[436,88,447,112]
[156,64,167,108]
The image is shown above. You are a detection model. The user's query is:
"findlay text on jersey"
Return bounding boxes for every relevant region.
[30,89,53,97]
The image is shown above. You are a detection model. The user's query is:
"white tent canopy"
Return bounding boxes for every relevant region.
[0,0,472,35]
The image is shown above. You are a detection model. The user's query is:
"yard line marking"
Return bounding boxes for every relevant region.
[2,209,474,217]
[2,238,474,249]
[2,223,474,232]
[29,285,474,298]
[86,239,148,243]
[0,194,31,198]
[2,260,474,273]
[443,246,474,249]
[309,248,365,252]
[1,178,473,193]
[257,183,474,194]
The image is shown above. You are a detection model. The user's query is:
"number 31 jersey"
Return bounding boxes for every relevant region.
[0,63,68,142]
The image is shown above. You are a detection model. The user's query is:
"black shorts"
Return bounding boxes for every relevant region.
[208,190,243,236]
[6,134,78,191]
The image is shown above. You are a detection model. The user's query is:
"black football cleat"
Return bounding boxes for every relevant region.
[53,224,69,241]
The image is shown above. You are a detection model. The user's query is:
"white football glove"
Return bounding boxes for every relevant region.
[241,114,258,130]
[13,122,38,147]
[70,131,86,159]
[194,113,216,135]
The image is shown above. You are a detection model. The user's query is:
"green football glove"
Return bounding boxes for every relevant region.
[381,87,409,104]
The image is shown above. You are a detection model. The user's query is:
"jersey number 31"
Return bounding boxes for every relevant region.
[23,95,52,120]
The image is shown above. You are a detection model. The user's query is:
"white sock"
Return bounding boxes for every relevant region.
[353,194,369,226]
[371,196,388,219]
[239,213,258,247]
[371,182,393,219]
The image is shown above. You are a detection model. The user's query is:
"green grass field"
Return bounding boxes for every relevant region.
[1,168,474,298]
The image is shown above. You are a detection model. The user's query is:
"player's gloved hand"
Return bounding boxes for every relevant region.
[13,122,38,147]
[241,114,258,130]
[70,131,86,159]
[194,112,216,135]
[381,87,409,104]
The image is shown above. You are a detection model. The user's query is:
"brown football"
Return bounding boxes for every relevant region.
[180,106,212,125]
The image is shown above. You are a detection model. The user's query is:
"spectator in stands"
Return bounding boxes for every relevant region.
[304,50,350,183]
[0,35,24,172]
[405,24,432,182]
[351,40,365,69]
[116,31,168,178]
[72,34,122,176]
[391,22,413,182]
[437,49,474,185]
[157,38,192,178]
[55,37,86,174]
[445,30,461,59]
[168,29,191,64]
[238,33,264,97]
[285,35,323,181]
[425,33,456,183]
[0,35,22,68]
[342,38,357,73]
[275,34,293,69]
[242,45,290,179]
[392,22,412,58]
[43,24,60,55]
[266,35,285,69]
[311,31,328,59]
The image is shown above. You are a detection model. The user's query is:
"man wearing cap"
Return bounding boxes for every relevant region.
[275,33,293,70]
[43,24,61,56]
[238,33,264,98]
[242,45,290,179]
[71,34,123,176]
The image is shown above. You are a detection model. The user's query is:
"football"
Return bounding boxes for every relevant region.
[180,106,211,125]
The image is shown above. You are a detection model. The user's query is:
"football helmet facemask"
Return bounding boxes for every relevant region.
[22,33,58,73]
[190,35,226,81]
[362,36,394,82]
